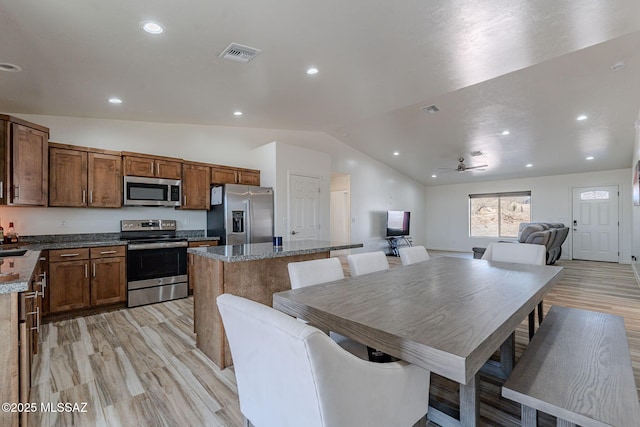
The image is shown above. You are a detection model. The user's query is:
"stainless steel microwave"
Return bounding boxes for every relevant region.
[123,176,181,207]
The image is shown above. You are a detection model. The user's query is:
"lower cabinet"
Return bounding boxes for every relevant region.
[188,240,218,293]
[49,246,126,314]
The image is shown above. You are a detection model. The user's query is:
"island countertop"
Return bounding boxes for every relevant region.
[187,240,363,262]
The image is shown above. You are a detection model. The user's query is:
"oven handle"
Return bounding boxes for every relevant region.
[128,241,188,250]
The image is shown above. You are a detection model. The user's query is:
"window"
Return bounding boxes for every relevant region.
[469,191,531,237]
[580,190,609,200]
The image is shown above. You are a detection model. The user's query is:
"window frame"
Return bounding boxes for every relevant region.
[468,191,532,238]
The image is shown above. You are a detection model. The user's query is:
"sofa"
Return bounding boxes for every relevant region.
[473,222,569,265]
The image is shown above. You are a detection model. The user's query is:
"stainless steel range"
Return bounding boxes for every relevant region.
[121,219,188,307]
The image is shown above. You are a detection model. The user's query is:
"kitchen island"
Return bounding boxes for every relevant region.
[188,240,362,369]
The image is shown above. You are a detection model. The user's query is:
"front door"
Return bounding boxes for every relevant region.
[572,186,619,262]
[289,174,320,240]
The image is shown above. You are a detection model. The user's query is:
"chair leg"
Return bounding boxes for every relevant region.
[538,300,544,325]
[528,311,535,340]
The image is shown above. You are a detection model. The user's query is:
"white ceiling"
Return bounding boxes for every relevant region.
[1,0,639,185]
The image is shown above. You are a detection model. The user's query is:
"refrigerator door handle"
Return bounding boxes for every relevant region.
[246,199,252,244]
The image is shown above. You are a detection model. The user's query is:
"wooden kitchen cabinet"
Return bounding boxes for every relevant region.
[48,246,126,314]
[123,152,182,179]
[182,162,210,210]
[188,241,218,293]
[0,115,49,206]
[89,246,126,306]
[211,165,260,186]
[49,143,122,208]
[48,249,91,313]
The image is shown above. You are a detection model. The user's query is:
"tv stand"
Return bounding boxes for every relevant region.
[386,236,412,256]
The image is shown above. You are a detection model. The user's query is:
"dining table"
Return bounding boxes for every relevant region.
[272,255,564,427]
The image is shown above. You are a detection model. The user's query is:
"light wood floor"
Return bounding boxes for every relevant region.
[29,253,640,427]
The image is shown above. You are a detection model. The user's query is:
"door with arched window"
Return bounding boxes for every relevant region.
[572,186,619,262]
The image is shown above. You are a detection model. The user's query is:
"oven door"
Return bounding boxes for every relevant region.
[127,241,188,307]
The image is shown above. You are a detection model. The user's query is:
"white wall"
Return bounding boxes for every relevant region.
[632,114,640,279]
[426,168,633,263]
[2,113,427,248]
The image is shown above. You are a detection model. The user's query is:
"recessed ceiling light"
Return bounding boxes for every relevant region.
[108,97,123,104]
[525,163,533,168]
[142,21,164,34]
[576,114,588,121]
[586,156,594,160]
[501,130,510,136]
[431,174,437,178]
[393,151,399,156]
[233,111,243,116]
[306,67,319,75]
[0,63,22,72]
[610,61,626,71]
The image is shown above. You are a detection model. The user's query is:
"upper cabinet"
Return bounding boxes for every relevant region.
[123,152,182,179]
[49,143,122,208]
[211,165,260,186]
[0,115,49,206]
[182,161,210,210]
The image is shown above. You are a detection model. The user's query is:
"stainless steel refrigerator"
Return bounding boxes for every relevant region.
[206,184,274,245]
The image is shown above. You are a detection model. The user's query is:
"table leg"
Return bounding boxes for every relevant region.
[500,332,515,377]
[460,372,480,427]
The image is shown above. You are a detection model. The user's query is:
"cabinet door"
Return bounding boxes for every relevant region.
[11,123,48,206]
[49,148,87,207]
[155,159,182,179]
[182,164,210,209]
[211,166,237,184]
[123,156,155,178]
[237,170,260,186]
[91,257,126,306]
[49,260,90,312]
[88,152,122,207]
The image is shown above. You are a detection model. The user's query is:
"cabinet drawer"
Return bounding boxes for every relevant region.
[49,248,90,262]
[90,246,126,259]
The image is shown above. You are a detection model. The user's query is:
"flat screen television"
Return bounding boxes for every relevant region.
[386,210,411,237]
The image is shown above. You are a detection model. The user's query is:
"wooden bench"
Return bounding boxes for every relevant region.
[502,305,640,427]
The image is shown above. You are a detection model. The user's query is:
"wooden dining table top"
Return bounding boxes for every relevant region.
[273,256,564,384]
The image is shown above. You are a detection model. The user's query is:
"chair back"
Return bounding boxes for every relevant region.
[347,251,389,276]
[288,257,344,289]
[481,242,545,265]
[398,246,430,266]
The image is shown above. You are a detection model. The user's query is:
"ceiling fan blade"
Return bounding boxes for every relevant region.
[437,168,458,171]
[465,165,488,170]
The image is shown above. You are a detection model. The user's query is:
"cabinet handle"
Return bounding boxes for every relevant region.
[24,291,38,299]
[183,195,187,205]
[82,190,86,204]
[29,307,40,334]
[150,161,154,174]
[156,163,160,176]
[92,262,96,278]
[60,253,80,257]
[0,181,3,198]
[84,263,88,278]
[89,191,93,205]
[100,250,117,255]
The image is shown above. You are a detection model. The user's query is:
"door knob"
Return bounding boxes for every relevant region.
[291,230,297,235]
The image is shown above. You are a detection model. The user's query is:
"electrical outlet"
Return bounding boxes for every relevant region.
[61,220,67,228]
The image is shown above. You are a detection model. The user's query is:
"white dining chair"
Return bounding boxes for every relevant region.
[481,242,546,339]
[398,246,430,266]
[288,257,369,360]
[217,293,430,427]
[346,251,395,362]
[347,251,389,276]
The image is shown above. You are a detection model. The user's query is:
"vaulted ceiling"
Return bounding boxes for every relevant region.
[1,0,639,185]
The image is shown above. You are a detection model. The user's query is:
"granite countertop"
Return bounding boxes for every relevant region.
[188,240,363,262]
[0,249,41,294]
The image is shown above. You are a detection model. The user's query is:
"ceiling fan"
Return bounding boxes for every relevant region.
[438,157,488,173]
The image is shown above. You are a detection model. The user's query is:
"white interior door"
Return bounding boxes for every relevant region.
[289,174,320,240]
[572,186,619,262]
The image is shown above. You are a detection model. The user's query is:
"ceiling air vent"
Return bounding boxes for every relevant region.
[218,43,261,63]
[421,105,440,114]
